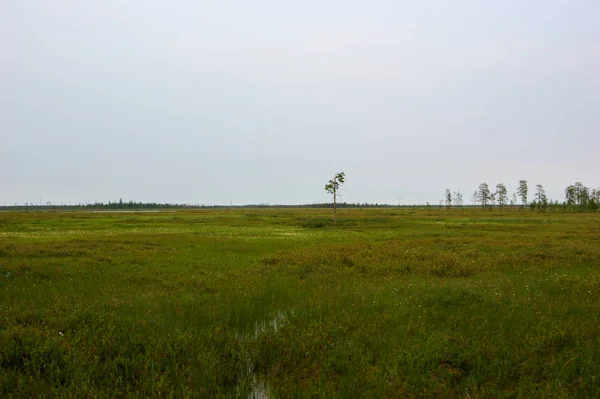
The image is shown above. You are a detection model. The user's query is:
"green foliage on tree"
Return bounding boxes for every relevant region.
[574,182,589,206]
[591,189,600,211]
[517,180,528,208]
[453,191,463,206]
[565,182,598,211]
[477,183,491,210]
[565,185,576,206]
[325,172,345,223]
[495,183,508,210]
[534,184,548,211]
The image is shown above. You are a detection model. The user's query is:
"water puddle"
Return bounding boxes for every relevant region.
[252,310,287,338]
[246,368,269,399]
[237,311,292,399]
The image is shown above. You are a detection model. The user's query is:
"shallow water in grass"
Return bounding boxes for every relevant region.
[0,208,599,397]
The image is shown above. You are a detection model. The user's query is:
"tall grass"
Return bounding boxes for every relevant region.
[0,208,599,397]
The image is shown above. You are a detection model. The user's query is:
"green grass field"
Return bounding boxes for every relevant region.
[1,208,599,398]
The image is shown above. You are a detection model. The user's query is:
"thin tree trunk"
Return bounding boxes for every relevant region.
[334,190,337,223]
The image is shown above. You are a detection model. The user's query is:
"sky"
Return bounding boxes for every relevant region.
[2,0,599,205]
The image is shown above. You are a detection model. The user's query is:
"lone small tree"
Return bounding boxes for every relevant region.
[325,172,345,223]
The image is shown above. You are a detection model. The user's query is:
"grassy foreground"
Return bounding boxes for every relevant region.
[0,208,599,398]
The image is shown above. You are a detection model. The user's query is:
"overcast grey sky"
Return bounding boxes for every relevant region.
[2,0,599,205]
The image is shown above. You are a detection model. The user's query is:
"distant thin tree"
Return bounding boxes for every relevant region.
[591,188,600,210]
[574,182,589,206]
[445,189,452,208]
[477,183,491,210]
[565,184,576,206]
[517,180,528,208]
[453,191,463,206]
[325,172,345,223]
[489,191,497,208]
[495,183,508,210]
[535,184,547,210]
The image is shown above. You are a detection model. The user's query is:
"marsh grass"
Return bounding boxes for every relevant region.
[0,208,599,397]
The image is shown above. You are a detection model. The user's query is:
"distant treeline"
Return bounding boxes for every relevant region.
[0,201,402,211]
[445,180,599,212]
[3,179,599,212]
